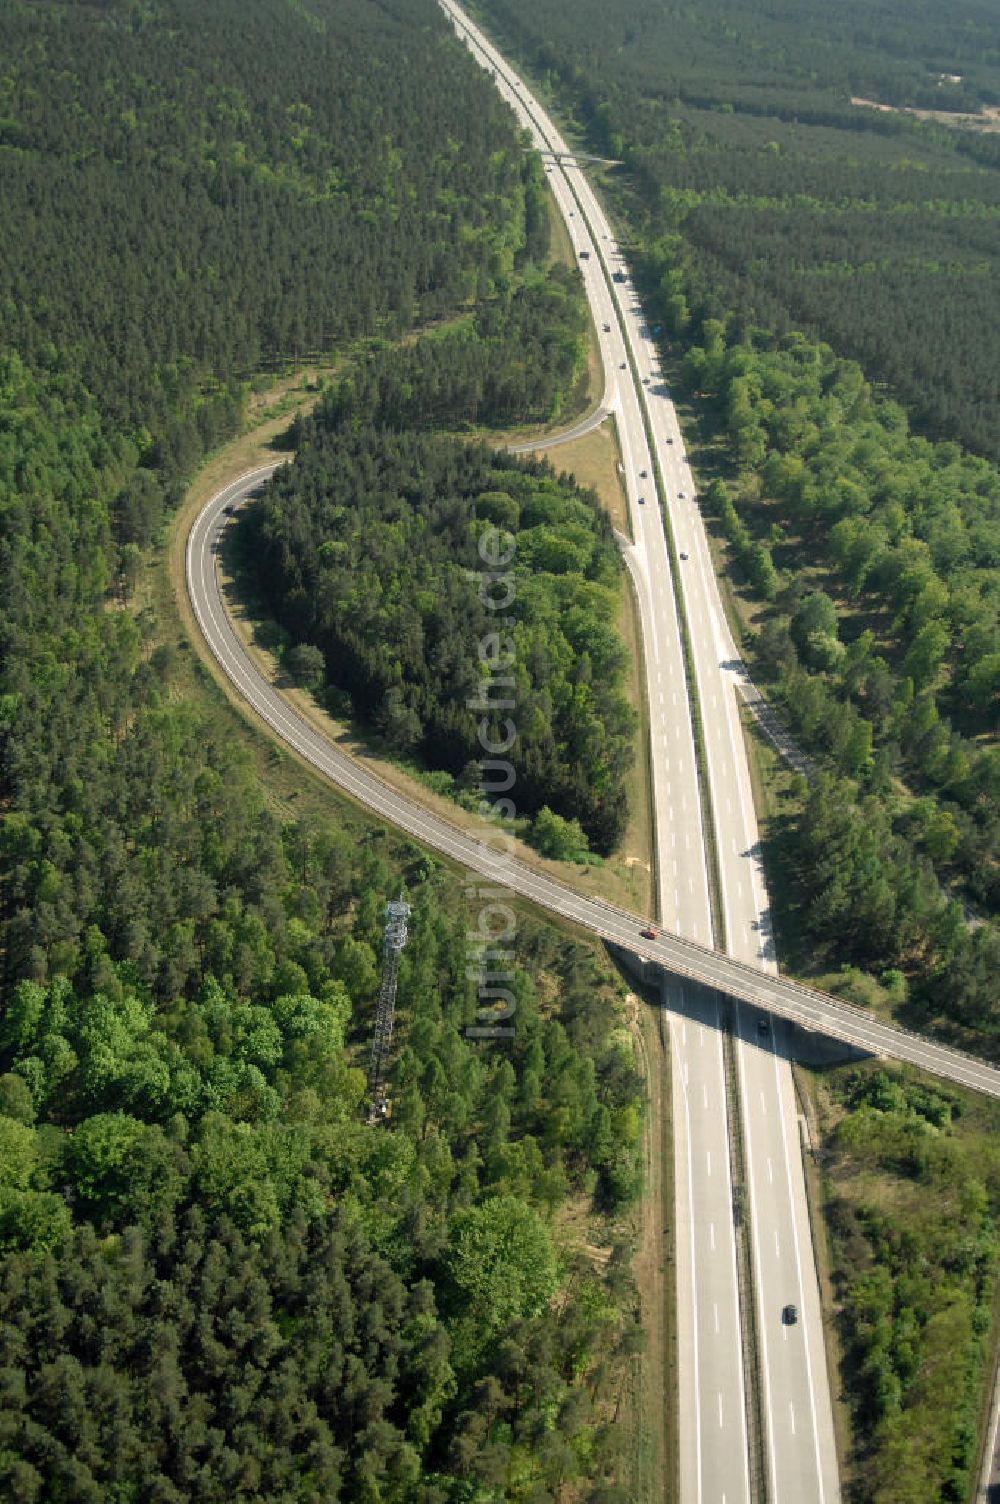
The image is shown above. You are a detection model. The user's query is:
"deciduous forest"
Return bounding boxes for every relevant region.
[817,1062,1000,1504]
[0,1,641,1499]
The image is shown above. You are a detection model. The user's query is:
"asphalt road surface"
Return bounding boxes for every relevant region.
[189,461,1000,1504]
[187,17,1000,1499]
[187,465,1000,1100]
[438,9,751,1495]
[441,6,838,1496]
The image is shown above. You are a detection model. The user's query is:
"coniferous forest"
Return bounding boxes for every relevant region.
[476,0,1000,464]
[0,2,642,1499]
[248,429,636,854]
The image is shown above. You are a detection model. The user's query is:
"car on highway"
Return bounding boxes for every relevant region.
[677,491,685,498]
[579,249,590,260]
[640,468,647,477]
[620,361,627,369]
[666,436,674,444]
[603,322,611,332]
[640,925,658,940]
[638,496,646,505]
[782,1304,798,1325]
[679,551,689,560]
[223,504,236,515]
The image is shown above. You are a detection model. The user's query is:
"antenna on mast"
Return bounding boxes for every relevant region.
[366,894,411,1124]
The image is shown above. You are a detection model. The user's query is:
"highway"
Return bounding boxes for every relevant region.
[560,172,753,1504]
[510,395,611,453]
[185,16,1000,1499]
[438,7,752,1495]
[186,467,1000,1101]
[438,7,844,1496]
[441,5,838,1497]
[627,116,840,1504]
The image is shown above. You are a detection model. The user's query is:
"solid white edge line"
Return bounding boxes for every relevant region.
[771,1043,829,1502]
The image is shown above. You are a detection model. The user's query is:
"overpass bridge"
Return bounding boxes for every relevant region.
[534,147,624,166]
[189,467,1000,1104]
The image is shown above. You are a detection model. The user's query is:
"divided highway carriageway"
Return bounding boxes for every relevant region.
[189,467,1000,1104]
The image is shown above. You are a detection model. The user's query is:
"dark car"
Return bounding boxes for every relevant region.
[223,504,236,515]
[639,468,647,477]
[638,496,646,505]
[679,550,689,560]
[782,1304,799,1325]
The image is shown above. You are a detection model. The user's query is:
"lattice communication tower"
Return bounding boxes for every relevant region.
[367,894,411,1124]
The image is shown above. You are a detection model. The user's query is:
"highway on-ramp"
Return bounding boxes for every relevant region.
[187,470,1000,1103]
[186,18,1000,1501]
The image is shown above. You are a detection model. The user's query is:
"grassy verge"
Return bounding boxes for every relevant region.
[722,1018,769,1500]
[541,420,629,532]
[614,562,657,922]
[549,182,605,418]
[625,983,678,1504]
[794,1058,1000,1503]
[529,419,653,917]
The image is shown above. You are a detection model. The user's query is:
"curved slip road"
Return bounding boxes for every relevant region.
[510,398,610,453]
[186,17,1000,1500]
[188,480,1000,1101]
